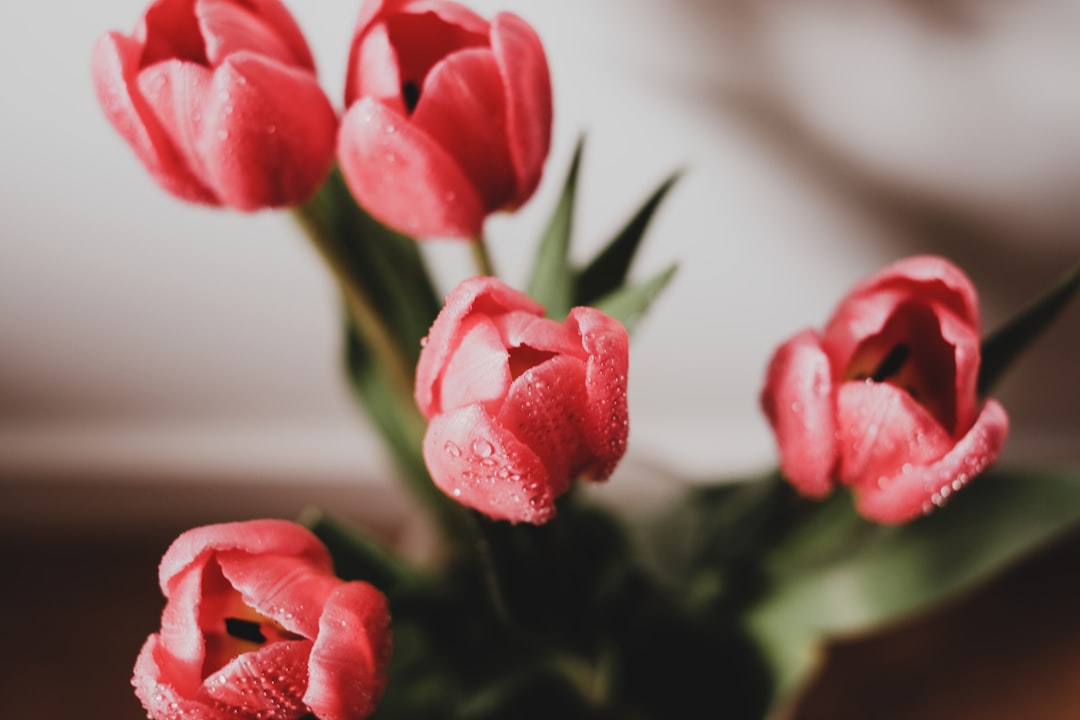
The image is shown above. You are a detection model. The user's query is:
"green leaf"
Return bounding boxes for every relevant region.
[300,508,419,595]
[978,262,1080,396]
[591,263,677,334]
[743,468,1080,707]
[527,138,584,319]
[574,171,681,307]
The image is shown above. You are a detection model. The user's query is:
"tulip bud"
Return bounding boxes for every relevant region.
[338,0,553,239]
[415,277,629,524]
[132,520,391,720]
[761,255,1009,524]
[92,0,338,210]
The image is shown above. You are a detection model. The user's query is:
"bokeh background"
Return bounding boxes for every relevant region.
[2,1,1079,718]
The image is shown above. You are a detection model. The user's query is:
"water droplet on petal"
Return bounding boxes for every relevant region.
[472,439,494,458]
[444,441,461,458]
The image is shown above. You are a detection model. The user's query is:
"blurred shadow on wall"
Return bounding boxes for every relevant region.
[662,0,1080,451]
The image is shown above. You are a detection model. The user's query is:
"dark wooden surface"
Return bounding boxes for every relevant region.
[4,518,1078,720]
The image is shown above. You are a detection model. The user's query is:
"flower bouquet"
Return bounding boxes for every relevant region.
[92,1,1080,719]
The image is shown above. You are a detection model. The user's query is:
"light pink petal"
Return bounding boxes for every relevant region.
[242,0,318,70]
[491,13,552,204]
[92,32,216,204]
[160,520,332,595]
[496,354,589,486]
[345,23,405,112]
[133,635,225,720]
[202,640,312,717]
[760,330,838,499]
[836,381,954,489]
[567,307,630,480]
[136,59,216,196]
[411,48,515,211]
[854,399,1009,524]
[415,277,545,417]
[338,97,485,238]
[214,551,341,638]
[821,286,911,374]
[156,561,209,688]
[200,53,337,210]
[934,304,983,433]
[438,315,512,415]
[196,0,299,68]
[422,404,555,524]
[305,583,392,720]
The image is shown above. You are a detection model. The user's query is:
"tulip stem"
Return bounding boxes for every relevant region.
[470,233,497,278]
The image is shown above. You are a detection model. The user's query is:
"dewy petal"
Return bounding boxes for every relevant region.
[134,634,226,720]
[305,583,392,720]
[196,0,299,69]
[202,640,312,718]
[160,520,333,596]
[338,97,485,238]
[496,354,589,487]
[437,315,512,415]
[490,311,586,360]
[415,276,545,417]
[933,303,982,433]
[411,47,516,211]
[214,551,340,639]
[854,399,1009,524]
[93,32,216,203]
[835,381,954,489]
[760,329,837,498]
[156,561,210,689]
[491,12,552,204]
[136,59,216,197]
[422,404,554,523]
[200,53,337,209]
[567,307,630,480]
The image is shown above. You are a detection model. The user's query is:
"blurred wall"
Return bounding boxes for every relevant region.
[1,0,1077,516]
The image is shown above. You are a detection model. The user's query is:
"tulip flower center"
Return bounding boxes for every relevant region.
[508,345,558,380]
[844,303,958,433]
[199,559,303,678]
[385,12,489,115]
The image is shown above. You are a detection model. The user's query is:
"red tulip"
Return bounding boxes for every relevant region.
[761,256,1009,524]
[416,277,629,524]
[132,520,391,720]
[338,0,553,239]
[92,0,338,210]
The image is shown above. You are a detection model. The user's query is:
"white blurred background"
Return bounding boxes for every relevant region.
[2,0,1078,527]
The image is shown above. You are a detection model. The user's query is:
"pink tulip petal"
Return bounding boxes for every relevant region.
[416,277,544,417]
[836,381,954,489]
[134,635,226,720]
[567,307,630,480]
[497,354,589,485]
[160,520,333,596]
[157,560,210,687]
[423,404,555,523]
[196,0,299,68]
[411,48,515,211]
[241,0,318,70]
[346,23,405,112]
[491,13,552,202]
[93,32,217,203]
[305,583,392,720]
[438,315,512,415]
[338,97,485,238]
[202,640,312,717]
[855,399,1009,524]
[214,551,341,638]
[136,59,216,195]
[760,330,838,498]
[824,255,980,369]
[491,312,586,360]
[199,53,337,210]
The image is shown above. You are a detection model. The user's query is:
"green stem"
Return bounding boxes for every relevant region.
[471,233,497,278]
[293,208,416,404]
